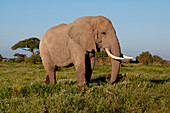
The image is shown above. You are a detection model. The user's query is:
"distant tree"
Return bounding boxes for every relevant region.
[0,54,3,62]
[2,57,8,62]
[136,51,153,65]
[14,53,27,59]
[11,37,40,55]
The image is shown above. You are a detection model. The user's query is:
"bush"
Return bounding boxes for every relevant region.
[33,54,42,63]
[15,57,25,63]
[152,55,167,65]
[95,50,108,58]
[136,51,153,65]
[136,51,167,65]
[95,51,110,66]
[25,56,36,64]
[0,54,2,62]
[8,58,16,63]
[25,54,42,64]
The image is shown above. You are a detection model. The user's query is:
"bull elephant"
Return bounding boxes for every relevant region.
[39,16,132,85]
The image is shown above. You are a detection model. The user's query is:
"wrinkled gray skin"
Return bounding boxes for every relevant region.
[39,16,121,85]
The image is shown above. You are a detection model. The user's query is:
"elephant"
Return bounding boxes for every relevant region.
[39,16,133,85]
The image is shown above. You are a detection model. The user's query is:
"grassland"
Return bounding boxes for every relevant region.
[0,62,169,112]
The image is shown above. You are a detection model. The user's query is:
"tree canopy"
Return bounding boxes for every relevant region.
[14,53,27,58]
[11,37,40,55]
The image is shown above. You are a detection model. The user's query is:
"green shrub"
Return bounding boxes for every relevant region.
[95,50,108,58]
[152,55,167,65]
[15,57,25,63]
[95,51,110,66]
[8,58,16,63]
[25,56,35,64]
[136,51,167,65]
[25,54,42,64]
[33,54,42,63]
[136,51,153,65]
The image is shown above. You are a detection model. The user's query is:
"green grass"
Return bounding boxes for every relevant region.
[0,62,169,112]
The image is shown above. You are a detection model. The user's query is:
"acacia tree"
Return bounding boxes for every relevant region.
[11,37,40,55]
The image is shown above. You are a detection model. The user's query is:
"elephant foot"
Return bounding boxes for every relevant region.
[45,75,56,84]
[105,74,111,83]
[77,80,87,86]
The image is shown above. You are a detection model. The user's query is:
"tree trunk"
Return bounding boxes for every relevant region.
[31,49,35,55]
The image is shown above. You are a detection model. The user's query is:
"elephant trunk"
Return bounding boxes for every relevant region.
[106,32,121,83]
[105,48,133,83]
[109,41,121,83]
[104,26,133,83]
[109,58,121,83]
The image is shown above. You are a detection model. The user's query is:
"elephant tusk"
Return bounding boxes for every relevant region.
[105,48,124,60]
[123,55,133,59]
[105,48,133,60]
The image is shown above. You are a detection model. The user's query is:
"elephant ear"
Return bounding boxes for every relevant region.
[68,24,97,52]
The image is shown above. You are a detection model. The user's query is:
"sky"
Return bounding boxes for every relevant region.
[0,0,170,60]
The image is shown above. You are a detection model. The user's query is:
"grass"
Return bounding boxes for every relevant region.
[0,62,169,112]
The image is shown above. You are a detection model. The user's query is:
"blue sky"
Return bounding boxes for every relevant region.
[0,0,170,60]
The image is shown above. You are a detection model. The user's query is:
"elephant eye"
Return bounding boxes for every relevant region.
[102,32,106,35]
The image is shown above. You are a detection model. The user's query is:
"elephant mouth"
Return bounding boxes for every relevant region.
[105,48,133,60]
[96,42,102,48]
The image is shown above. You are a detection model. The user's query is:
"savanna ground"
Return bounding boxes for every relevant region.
[0,62,169,112]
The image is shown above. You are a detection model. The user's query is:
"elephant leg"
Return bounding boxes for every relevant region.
[40,43,56,84]
[85,55,95,83]
[41,52,56,84]
[69,39,88,85]
[44,62,56,84]
[74,56,86,86]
